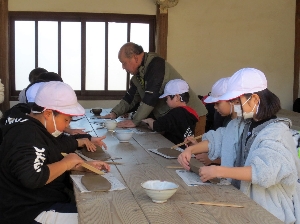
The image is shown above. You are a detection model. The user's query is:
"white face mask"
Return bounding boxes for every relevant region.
[233,105,242,117]
[51,112,63,137]
[242,96,256,119]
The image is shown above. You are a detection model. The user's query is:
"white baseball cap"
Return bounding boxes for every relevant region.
[159,79,189,98]
[218,68,267,101]
[204,77,230,103]
[26,82,45,103]
[35,81,85,116]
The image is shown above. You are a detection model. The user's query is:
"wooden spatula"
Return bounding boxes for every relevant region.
[61,153,104,175]
[170,135,202,149]
[189,201,243,208]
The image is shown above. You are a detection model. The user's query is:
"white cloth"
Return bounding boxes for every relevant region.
[34,211,78,224]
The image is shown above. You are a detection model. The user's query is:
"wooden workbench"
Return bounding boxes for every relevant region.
[69,109,283,224]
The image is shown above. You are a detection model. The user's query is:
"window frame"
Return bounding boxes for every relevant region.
[9,11,156,101]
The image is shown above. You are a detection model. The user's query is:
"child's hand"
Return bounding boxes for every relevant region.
[62,153,84,170]
[77,138,97,152]
[86,161,110,172]
[184,136,198,147]
[199,165,218,182]
[195,153,212,166]
[177,147,192,170]
[91,136,107,150]
[142,118,154,129]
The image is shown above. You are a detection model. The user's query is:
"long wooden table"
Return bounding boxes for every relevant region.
[69,109,283,224]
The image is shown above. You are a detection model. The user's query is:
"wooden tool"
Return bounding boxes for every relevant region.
[61,153,104,175]
[166,166,184,169]
[189,201,243,208]
[170,135,202,149]
[106,161,123,165]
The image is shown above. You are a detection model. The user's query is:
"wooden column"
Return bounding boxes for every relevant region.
[0,0,9,111]
[155,5,168,60]
[294,0,300,101]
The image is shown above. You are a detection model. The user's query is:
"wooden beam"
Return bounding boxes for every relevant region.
[155,4,168,60]
[294,0,300,101]
[0,0,9,112]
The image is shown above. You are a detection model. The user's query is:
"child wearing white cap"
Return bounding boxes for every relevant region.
[178,68,300,223]
[24,77,107,152]
[0,81,110,224]
[142,79,199,148]
[189,77,242,166]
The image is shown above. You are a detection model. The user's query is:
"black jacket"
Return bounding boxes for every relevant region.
[0,106,74,223]
[153,106,199,148]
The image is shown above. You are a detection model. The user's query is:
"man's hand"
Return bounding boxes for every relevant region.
[117,120,136,128]
[101,112,117,119]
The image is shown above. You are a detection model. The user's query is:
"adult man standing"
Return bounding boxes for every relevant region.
[103,42,207,135]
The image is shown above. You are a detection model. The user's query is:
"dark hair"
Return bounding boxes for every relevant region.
[180,92,190,103]
[31,103,45,113]
[28,67,48,83]
[169,92,190,103]
[121,42,144,58]
[31,103,60,116]
[37,72,63,82]
[244,88,281,120]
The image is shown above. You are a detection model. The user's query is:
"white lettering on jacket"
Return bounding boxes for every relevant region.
[184,127,193,139]
[6,116,28,125]
[33,146,46,172]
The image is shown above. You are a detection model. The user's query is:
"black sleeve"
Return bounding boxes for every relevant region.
[9,144,50,189]
[123,80,138,105]
[143,57,165,107]
[56,134,78,153]
[153,109,177,132]
[72,134,92,141]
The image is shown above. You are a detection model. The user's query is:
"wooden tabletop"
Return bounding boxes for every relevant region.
[69,109,283,224]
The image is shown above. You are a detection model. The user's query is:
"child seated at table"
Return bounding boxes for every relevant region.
[24,74,107,151]
[178,68,300,223]
[190,77,241,166]
[0,81,110,224]
[142,79,199,148]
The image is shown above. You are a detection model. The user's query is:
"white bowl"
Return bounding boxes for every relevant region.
[115,130,133,143]
[105,120,117,131]
[141,180,179,203]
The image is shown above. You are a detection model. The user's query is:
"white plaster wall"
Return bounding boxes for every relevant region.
[9,0,296,110]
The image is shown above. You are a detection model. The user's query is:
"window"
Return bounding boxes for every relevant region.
[9,12,156,100]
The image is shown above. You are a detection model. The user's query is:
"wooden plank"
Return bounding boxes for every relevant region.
[0,0,9,112]
[73,167,149,224]
[104,134,218,224]
[73,109,282,224]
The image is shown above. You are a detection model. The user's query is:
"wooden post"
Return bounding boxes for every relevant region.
[0,0,9,112]
[294,0,300,101]
[155,4,168,60]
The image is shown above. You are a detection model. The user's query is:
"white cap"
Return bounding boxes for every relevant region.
[204,77,230,103]
[159,79,189,98]
[218,68,267,101]
[35,81,85,116]
[26,82,45,103]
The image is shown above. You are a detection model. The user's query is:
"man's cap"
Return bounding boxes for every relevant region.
[35,81,85,116]
[26,82,45,103]
[204,77,230,103]
[218,68,267,101]
[159,79,189,98]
